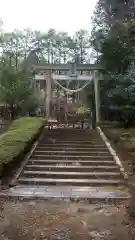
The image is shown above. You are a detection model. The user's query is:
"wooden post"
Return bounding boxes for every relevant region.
[45,74,52,119]
[94,70,100,125]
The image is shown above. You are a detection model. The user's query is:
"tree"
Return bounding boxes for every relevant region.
[74,30,90,63]
[0,57,37,119]
[92,0,135,30]
[1,31,24,69]
[90,0,135,126]
[21,28,35,60]
[0,24,93,121]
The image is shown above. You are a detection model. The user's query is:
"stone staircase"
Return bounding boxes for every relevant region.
[18,129,123,186]
[5,128,130,201]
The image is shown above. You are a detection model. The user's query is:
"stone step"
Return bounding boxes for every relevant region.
[39,143,106,147]
[44,132,99,136]
[45,130,94,134]
[36,146,107,151]
[47,132,98,134]
[4,185,130,201]
[34,150,110,156]
[45,134,97,136]
[43,132,99,135]
[32,154,113,160]
[44,136,97,139]
[25,164,119,172]
[44,138,103,142]
[44,138,101,141]
[45,134,99,136]
[28,159,116,166]
[18,177,124,186]
[44,132,98,135]
[41,140,104,144]
[22,170,121,179]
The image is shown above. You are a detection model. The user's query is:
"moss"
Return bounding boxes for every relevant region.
[104,185,128,191]
[0,117,45,172]
[128,204,135,217]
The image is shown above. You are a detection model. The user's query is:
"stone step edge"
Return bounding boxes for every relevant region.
[23,170,121,176]
[37,147,107,150]
[96,127,128,180]
[35,150,109,154]
[0,184,130,202]
[32,155,112,158]
[0,192,131,203]
[39,144,106,147]
[25,164,119,169]
[40,140,104,143]
[28,159,115,163]
[18,177,124,184]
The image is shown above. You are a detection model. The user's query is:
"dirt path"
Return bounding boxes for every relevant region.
[0,200,134,239]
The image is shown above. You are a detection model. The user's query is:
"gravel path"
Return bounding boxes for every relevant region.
[0,199,134,239]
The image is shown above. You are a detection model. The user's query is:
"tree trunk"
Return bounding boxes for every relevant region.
[63,52,66,63]
[15,53,18,70]
[10,105,15,120]
[51,51,54,63]
[47,47,50,63]
[9,56,12,67]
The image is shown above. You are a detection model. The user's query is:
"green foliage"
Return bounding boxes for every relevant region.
[0,66,30,104]
[0,57,39,118]
[0,27,91,65]
[91,0,135,127]
[128,204,135,218]
[100,66,135,126]
[76,107,90,116]
[0,117,45,171]
[0,26,91,119]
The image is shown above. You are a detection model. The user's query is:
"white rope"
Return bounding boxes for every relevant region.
[52,77,92,93]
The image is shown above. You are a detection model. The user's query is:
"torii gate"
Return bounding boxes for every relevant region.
[32,61,104,125]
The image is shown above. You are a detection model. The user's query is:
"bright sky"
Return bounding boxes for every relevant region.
[0,0,97,34]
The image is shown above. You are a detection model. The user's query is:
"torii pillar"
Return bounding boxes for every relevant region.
[93,70,100,125]
[45,74,52,119]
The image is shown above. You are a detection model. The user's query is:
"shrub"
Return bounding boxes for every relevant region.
[0,117,45,172]
[76,107,91,117]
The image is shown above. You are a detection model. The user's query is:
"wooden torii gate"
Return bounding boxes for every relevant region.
[30,58,104,125]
